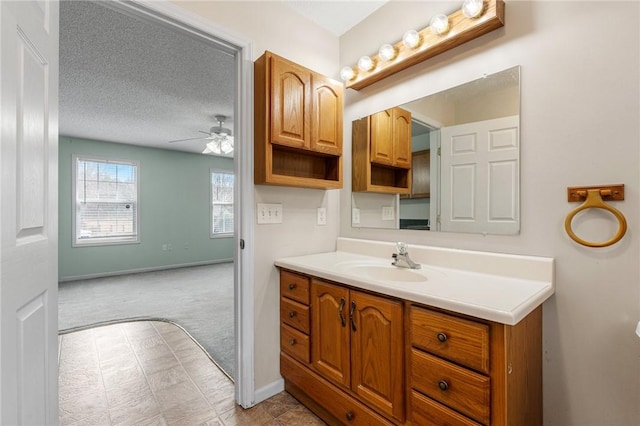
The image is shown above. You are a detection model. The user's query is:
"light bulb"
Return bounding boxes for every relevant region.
[378,44,396,61]
[430,14,450,35]
[462,0,484,18]
[340,66,355,81]
[357,56,375,72]
[402,29,421,49]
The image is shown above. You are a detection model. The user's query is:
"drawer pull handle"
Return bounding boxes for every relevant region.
[438,380,449,391]
[289,339,296,346]
[288,283,297,290]
[288,311,296,318]
[345,411,354,421]
[437,332,448,342]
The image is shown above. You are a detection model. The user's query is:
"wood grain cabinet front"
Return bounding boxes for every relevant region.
[278,268,543,426]
[311,279,405,423]
[255,51,343,189]
[352,107,412,194]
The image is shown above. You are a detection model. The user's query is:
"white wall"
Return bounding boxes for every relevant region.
[340,2,640,425]
[171,1,342,393]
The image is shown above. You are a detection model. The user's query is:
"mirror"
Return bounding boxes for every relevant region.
[351,66,520,234]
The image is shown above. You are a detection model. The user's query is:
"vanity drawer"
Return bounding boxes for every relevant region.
[411,390,483,426]
[411,348,490,425]
[410,306,489,373]
[280,270,310,304]
[281,324,310,364]
[280,297,310,334]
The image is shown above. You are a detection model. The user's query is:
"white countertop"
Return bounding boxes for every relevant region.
[275,247,555,325]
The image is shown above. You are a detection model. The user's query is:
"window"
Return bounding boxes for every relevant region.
[73,155,140,246]
[211,170,234,237]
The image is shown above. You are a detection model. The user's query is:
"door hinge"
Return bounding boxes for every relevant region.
[437,147,441,156]
[239,239,245,249]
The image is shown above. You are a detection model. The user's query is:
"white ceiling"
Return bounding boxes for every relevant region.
[59,1,383,155]
[283,1,387,36]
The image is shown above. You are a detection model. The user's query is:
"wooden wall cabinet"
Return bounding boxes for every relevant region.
[279,268,543,426]
[401,149,430,199]
[353,107,412,194]
[254,51,343,189]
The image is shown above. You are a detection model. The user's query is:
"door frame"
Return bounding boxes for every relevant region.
[118,0,256,407]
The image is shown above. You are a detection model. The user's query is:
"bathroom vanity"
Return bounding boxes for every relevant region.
[275,238,554,426]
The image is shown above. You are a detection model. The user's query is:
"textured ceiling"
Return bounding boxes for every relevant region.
[59,1,235,155]
[283,0,387,36]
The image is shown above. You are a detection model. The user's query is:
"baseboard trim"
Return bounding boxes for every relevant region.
[253,378,285,406]
[58,259,233,282]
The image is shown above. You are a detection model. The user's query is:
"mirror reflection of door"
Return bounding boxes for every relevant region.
[439,116,520,234]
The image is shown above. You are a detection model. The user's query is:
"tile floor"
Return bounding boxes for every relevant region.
[58,320,325,425]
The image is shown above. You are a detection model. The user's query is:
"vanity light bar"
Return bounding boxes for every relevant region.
[342,0,505,91]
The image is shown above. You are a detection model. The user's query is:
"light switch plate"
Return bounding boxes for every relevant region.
[317,207,327,225]
[257,203,283,224]
[382,206,395,221]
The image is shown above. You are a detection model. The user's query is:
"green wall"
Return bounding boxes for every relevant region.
[59,136,234,280]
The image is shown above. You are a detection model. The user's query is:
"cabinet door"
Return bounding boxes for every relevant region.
[271,56,311,150]
[370,109,394,166]
[393,108,412,168]
[350,291,405,422]
[412,149,431,198]
[311,74,342,155]
[311,280,350,389]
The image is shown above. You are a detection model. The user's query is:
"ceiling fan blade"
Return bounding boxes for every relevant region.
[198,130,211,136]
[168,136,206,143]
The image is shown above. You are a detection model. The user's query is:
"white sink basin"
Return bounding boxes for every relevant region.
[350,265,428,282]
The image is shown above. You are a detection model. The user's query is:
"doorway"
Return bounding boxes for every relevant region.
[57,0,254,407]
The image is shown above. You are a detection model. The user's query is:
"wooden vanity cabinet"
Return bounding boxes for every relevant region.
[312,280,405,423]
[352,107,412,194]
[407,305,542,426]
[279,269,543,426]
[254,51,343,189]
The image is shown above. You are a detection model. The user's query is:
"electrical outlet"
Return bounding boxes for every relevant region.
[382,206,395,221]
[257,203,283,224]
[317,207,327,225]
[352,208,360,224]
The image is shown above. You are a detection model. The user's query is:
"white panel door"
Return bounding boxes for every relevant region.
[440,116,519,234]
[1,1,59,424]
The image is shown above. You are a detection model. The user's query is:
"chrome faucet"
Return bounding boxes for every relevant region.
[391,242,421,269]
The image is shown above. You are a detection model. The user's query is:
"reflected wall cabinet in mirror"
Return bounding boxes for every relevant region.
[254,51,343,189]
[351,66,520,235]
[353,106,413,195]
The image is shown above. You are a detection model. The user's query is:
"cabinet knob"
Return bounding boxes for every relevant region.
[288,283,297,290]
[438,380,449,391]
[289,339,296,346]
[345,411,354,421]
[288,311,296,318]
[436,332,448,342]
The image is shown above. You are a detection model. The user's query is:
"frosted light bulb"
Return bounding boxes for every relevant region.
[462,0,484,18]
[378,44,396,61]
[357,56,374,72]
[402,29,421,49]
[340,66,355,81]
[430,14,450,35]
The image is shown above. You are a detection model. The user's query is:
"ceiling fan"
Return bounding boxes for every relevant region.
[169,115,234,156]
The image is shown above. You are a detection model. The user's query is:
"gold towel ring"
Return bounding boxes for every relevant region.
[564,189,627,248]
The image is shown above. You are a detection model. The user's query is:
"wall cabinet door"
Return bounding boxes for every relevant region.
[311,74,342,155]
[370,109,395,166]
[411,149,431,198]
[311,279,404,423]
[370,107,412,169]
[271,56,311,150]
